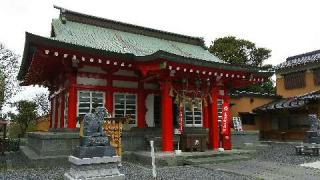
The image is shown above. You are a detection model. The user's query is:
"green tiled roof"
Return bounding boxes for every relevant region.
[51,19,224,64]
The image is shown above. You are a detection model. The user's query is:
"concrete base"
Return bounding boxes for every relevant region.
[64,156,124,180]
[72,146,116,159]
[123,149,256,167]
[20,146,69,167]
[231,131,260,148]
[27,131,80,157]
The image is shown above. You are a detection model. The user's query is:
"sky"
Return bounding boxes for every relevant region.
[1,0,320,111]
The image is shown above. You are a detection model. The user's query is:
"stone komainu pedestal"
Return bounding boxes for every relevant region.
[64,107,125,180]
[64,154,124,180]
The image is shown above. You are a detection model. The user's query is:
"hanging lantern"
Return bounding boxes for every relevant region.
[206,78,210,86]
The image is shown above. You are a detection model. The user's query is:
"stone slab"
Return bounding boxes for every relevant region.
[69,156,121,165]
[27,132,79,139]
[72,146,116,158]
[65,159,124,180]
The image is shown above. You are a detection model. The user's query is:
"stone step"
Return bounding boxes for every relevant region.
[183,154,251,165]
[145,136,180,151]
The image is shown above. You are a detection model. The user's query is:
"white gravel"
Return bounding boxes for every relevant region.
[1,143,320,180]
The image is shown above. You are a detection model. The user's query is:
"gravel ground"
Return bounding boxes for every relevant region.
[1,143,320,180]
[256,143,320,165]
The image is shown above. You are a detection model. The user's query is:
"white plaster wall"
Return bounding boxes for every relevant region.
[78,65,106,74]
[113,80,138,88]
[77,77,107,86]
[145,94,155,127]
[144,83,159,90]
[113,70,138,77]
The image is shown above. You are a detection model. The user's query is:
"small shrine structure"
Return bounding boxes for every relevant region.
[18,6,271,152]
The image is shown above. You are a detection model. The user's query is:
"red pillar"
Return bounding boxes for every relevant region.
[222,90,232,150]
[138,82,146,128]
[54,96,59,128]
[160,80,173,152]
[105,76,113,115]
[60,93,65,128]
[67,74,77,129]
[209,87,219,150]
[202,100,209,128]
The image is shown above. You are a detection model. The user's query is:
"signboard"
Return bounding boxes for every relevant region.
[232,117,243,131]
[221,102,230,135]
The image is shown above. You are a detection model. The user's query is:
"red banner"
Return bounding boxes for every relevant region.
[179,106,183,134]
[221,102,230,135]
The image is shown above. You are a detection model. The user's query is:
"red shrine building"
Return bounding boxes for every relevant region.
[18,7,271,152]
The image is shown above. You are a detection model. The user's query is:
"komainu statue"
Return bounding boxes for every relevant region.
[73,107,116,158]
[81,107,110,146]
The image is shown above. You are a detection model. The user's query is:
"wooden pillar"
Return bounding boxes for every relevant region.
[105,76,113,115]
[60,92,65,128]
[138,82,146,128]
[67,73,77,129]
[160,80,173,152]
[209,87,219,150]
[202,100,209,128]
[222,90,232,150]
[50,99,54,128]
[54,96,59,128]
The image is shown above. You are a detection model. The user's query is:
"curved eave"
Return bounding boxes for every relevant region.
[18,32,273,81]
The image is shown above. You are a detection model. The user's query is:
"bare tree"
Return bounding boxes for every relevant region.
[0,43,20,113]
[33,92,50,116]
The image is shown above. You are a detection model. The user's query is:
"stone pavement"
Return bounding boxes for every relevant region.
[301,161,320,169]
[198,160,320,180]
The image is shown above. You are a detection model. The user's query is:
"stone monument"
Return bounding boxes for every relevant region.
[304,114,320,144]
[64,107,125,180]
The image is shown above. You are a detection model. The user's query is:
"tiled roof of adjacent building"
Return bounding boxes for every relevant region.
[254,90,320,112]
[230,90,278,98]
[275,49,320,71]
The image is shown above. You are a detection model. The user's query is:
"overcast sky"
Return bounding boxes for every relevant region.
[1,0,320,109]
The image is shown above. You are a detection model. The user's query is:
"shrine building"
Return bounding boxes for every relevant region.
[18,7,272,152]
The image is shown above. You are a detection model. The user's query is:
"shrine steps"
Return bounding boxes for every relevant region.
[183,154,252,165]
[19,146,69,167]
[122,149,256,167]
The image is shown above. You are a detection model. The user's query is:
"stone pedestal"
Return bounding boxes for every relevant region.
[64,156,124,180]
[304,131,320,144]
[73,146,116,158]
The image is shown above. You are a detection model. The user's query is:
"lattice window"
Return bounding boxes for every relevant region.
[284,72,305,89]
[185,101,202,127]
[77,91,105,117]
[113,93,137,125]
[217,99,224,122]
[314,68,320,85]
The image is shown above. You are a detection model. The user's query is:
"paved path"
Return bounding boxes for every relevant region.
[198,160,320,180]
[301,161,320,169]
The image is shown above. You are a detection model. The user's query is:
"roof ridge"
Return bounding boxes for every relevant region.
[53,5,206,47]
[286,49,320,61]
